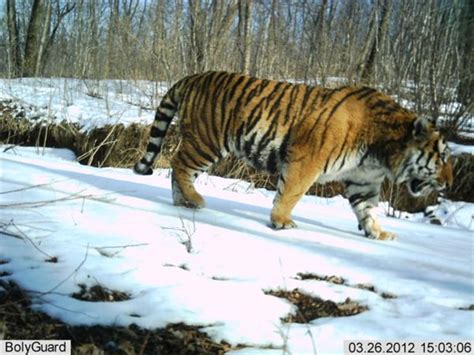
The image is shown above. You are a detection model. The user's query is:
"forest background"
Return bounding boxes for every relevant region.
[2,0,472,130]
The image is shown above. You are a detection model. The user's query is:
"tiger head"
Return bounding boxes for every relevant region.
[396,117,453,197]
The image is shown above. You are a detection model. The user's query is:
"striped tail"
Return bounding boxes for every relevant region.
[133,88,178,175]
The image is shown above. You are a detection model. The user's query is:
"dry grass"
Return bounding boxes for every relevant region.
[296,273,397,299]
[448,154,474,202]
[265,288,368,323]
[0,279,236,354]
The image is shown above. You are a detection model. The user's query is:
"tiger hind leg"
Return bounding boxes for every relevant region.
[170,143,217,209]
[171,169,204,208]
[270,160,321,229]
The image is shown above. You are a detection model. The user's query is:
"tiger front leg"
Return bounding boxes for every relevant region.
[345,180,396,241]
[355,206,396,241]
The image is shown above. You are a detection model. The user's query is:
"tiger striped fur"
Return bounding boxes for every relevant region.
[134,71,453,240]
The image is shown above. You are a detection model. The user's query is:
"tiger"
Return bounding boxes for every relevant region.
[134,71,453,241]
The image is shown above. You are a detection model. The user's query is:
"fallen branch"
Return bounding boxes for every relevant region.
[0,189,115,209]
[0,181,59,195]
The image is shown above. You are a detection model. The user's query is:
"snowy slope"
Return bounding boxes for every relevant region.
[1,147,473,354]
[0,78,167,131]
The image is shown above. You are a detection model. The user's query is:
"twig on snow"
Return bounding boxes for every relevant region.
[39,245,90,297]
[93,242,148,258]
[0,219,54,259]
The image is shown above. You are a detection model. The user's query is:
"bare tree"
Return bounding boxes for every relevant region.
[457,0,473,107]
[238,0,253,74]
[205,1,238,71]
[23,0,49,76]
[358,0,392,84]
[6,0,21,77]
[105,0,120,79]
[43,1,76,74]
[188,0,206,73]
[35,0,52,76]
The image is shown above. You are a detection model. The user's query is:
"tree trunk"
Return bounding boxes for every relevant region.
[6,0,21,77]
[23,0,49,77]
[359,0,392,84]
[105,0,119,79]
[35,0,52,75]
[238,0,253,74]
[458,0,473,106]
[189,0,205,73]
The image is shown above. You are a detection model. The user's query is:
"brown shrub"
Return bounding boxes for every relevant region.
[381,181,439,213]
[447,153,474,203]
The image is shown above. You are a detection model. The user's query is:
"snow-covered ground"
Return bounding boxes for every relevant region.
[1,77,473,353]
[1,146,473,354]
[0,78,167,131]
[448,142,474,155]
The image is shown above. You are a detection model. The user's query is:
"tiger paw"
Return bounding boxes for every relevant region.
[182,199,205,209]
[173,193,205,209]
[133,161,153,175]
[378,230,397,241]
[270,217,297,230]
[365,229,397,241]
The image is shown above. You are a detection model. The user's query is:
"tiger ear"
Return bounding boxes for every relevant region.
[413,116,432,140]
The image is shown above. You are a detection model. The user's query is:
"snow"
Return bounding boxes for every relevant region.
[1,76,473,352]
[1,146,473,354]
[448,142,474,155]
[0,78,169,131]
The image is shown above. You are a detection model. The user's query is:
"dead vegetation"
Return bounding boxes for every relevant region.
[266,289,368,323]
[1,104,147,168]
[296,273,397,299]
[71,284,131,302]
[0,280,235,354]
[296,273,346,285]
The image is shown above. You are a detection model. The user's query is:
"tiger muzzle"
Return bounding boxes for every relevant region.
[407,178,429,196]
[409,176,448,196]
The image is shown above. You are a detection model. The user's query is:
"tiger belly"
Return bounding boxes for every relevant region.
[232,131,288,174]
